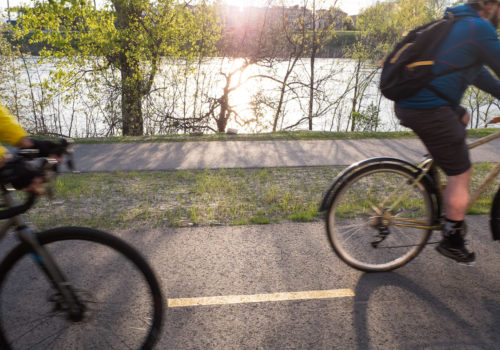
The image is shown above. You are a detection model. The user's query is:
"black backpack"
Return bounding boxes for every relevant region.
[380,13,471,104]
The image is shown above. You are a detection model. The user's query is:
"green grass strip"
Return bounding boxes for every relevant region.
[29,128,499,144]
[24,163,499,230]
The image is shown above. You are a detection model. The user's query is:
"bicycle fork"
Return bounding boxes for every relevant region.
[17,227,86,321]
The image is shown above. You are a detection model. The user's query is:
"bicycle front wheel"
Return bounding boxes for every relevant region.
[0,227,163,350]
[326,163,434,272]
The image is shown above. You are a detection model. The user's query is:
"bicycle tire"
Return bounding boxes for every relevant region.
[325,162,434,272]
[0,227,163,350]
[491,186,500,241]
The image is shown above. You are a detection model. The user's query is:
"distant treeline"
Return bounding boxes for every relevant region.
[3,30,358,58]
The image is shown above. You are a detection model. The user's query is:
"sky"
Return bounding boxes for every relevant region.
[2,0,380,16]
[338,0,379,15]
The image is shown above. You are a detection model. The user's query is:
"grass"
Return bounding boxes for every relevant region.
[22,163,499,231]
[32,128,500,144]
[468,162,500,215]
[25,167,343,230]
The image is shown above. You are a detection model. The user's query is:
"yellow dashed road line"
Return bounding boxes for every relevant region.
[168,288,355,307]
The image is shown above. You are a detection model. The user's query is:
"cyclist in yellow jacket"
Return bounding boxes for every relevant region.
[0,103,60,193]
[0,104,31,155]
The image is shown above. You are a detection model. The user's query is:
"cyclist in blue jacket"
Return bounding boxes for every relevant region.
[395,0,500,263]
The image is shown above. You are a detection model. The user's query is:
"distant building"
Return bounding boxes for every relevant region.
[220,4,348,34]
[217,4,351,57]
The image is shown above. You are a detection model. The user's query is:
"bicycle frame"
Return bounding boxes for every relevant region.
[388,129,500,231]
[0,187,85,319]
[382,157,443,231]
[466,131,500,209]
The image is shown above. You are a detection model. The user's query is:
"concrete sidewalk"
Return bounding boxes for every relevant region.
[67,138,500,172]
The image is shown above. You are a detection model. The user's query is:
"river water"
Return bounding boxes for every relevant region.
[3,57,495,136]
[155,57,400,133]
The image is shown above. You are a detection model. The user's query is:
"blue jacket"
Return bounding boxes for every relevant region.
[397,4,500,109]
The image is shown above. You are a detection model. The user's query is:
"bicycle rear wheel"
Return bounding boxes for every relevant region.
[0,227,163,350]
[326,163,434,272]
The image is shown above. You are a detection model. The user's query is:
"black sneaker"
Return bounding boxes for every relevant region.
[436,239,475,263]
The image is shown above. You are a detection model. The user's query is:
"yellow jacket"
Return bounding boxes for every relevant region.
[0,104,28,158]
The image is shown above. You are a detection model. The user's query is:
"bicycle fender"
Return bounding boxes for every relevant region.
[320,157,414,211]
[319,157,441,220]
[490,186,500,241]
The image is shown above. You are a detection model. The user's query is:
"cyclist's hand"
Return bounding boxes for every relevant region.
[23,176,44,195]
[454,106,470,127]
[461,111,470,126]
[0,158,44,194]
[0,153,12,169]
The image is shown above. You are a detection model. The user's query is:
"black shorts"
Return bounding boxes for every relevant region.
[395,105,471,176]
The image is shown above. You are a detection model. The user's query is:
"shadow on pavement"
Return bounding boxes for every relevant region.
[353,272,496,350]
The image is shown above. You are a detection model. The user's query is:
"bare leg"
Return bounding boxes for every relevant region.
[436,167,475,263]
[444,167,472,220]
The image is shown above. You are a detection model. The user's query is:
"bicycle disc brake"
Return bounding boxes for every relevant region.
[47,288,94,322]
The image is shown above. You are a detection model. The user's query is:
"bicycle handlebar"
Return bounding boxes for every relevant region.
[18,138,75,172]
[0,138,74,220]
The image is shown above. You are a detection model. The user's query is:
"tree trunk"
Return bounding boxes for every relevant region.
[273,55,300,132]
[350,59,362,132]
[475,97,480,129]
[308,1,317,131]
[216,112,228,132]
[217,91,229,132]
[112,0,145,136]
[308,54,315,131]
[273,84,286,132]
[121,63,144,136]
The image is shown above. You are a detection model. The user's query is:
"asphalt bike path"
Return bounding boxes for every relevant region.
[0,217,494,348]
[68,137,500,172]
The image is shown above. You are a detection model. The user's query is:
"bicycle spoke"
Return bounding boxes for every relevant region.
[337,221,369,243]
[29,324,70,350]
[22,324,70,350]
[100,323,135,350]
[131,316,154,329]
[336,220,370,231]
[372,225,420,249]
[8,312,63,345]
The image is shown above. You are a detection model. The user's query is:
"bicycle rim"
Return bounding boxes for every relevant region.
[326,164,433,272]
[0,227,163,350]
